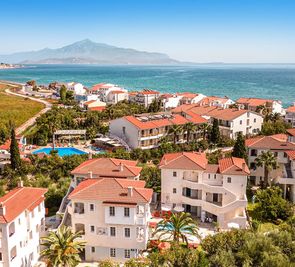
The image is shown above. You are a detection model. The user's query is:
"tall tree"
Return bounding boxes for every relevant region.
[10,126,21,170]
[184,122,197,143]
[255,151,278,187]
[153,212,199,245]
[168,125,183,144]
[59,85,67,102]
[210,118,220,144]
[40,225,85,267]
[232,132,247,160]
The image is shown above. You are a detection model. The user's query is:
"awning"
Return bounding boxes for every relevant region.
[173,205,184,212]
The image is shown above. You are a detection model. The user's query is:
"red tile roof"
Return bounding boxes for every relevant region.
[71,158,141,178]
[198,96,231,106]
[0,187,47,223]
[218,157,250,175]
[177,92,198,99]
[287,128,295,137]
[92,83,113,91]
[69,178,153,204]
[89,106,106,111]
[110,90,126,94]
[245,135,295,150]
[236,97,275,107]
[286,150,295,160]
[138,90,160,95]
[286,106,295,113]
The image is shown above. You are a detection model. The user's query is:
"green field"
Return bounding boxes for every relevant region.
[0,83,44,127]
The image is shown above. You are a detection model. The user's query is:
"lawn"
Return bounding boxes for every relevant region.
[0,83,45,127]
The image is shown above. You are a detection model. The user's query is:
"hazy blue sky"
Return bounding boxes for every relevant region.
[1,0,295,63]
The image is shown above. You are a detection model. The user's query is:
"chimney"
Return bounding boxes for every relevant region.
[88,171,93,179]
[242,163,246,172]
[127,186,133,197]
[0,202,6,216]
[119,162,124,172]
[18,180,24,188]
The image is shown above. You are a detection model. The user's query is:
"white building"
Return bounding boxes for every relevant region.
[285,104,295,127]
[131,90,160,108]
[246,134,295,201]
[236,97,284,114]
[67,178,153,262]
[67,82,86,95]
[160,94,183,110]
[109,113,207,150]
[0,185,47,267]
[287,129,295,143]
[90,83,128,104]
[177,93,207,106]
[173,105,264,139]
[197,96,235,108]
[159,152,249,229]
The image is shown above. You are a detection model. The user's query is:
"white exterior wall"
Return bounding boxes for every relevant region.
[272,101,283,114]
[285,110,295,127]
[0,202,46,267]
[107,92,128,104]
[161,168,247,229]
[162,96,183,110]
[191,94,206,104]
[68,199,150,262]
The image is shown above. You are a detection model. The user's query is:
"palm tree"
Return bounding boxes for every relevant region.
[198,123,210,141]
[168,125,183,144]
[255,151,278,187]
[153,212,199,245]
[40,225,85,267]
[184,122,197,143]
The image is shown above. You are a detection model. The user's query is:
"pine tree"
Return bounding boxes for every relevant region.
[59,85,67,102]
[210,118,220,144]
[10,127,21,170]
[232,132,247,160]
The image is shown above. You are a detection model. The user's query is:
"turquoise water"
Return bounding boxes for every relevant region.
[32,147,87,156]
[0,64,295,106]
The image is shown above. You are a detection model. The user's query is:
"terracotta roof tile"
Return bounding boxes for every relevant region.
[245,135,295,150]
[69,178,153,204]
[286,150,295,160]
[286,106,295,113]
[236,97,274,107]
[0,187,47,223]
[219,157,250,175]
[287,128,295,137]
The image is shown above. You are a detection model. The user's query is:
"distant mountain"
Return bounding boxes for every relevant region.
[0,39,180,65]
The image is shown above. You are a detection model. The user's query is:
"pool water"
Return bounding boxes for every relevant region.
[32,147,87,157]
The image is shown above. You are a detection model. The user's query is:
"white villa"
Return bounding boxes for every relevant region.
[67,178,153,262]
[129,90,160,108]
[0,185,47,267]
[90,83,128,104]
[159,152,249,229]
[173,105,264,139]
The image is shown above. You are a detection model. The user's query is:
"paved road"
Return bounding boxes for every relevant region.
[4,85,52,136]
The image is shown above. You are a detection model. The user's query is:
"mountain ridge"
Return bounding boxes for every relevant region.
[0,39,180,65]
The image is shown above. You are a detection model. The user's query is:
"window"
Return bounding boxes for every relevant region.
[250,149,257,157]
[18,218,21,225]
[208,174,210,179]
[274,152,278,157]
[173,188,177,194]
[31,210,35,218]
[124,228,131,238]
[29,231,33,239]
[109,206,115,216]
[254,118,256,123]
[173,171,177,177]
[38,204,41,212]
[240,120,242,125]
[125,249,131,258]
[91,247,95,253]
[90,204,94,211]
[123,127,126,134]
[110,227,116,237]
[250,162,256,170]
[90,225,95,233]
[124,207,130,217]
[0,252,2,261]
[227,177,232,183]
[110,248,116,257]
[10,246,17,261]
[214,174,216,179]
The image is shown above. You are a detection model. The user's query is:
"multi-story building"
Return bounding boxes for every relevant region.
[0,185,47,267]
[285,104,295,127]
[173,105,263,139]
[246,134,295,187]
[67,178,153,262]
[107,90,128,104]
[90,83,128,104]
[109,113,207,150]
[236,97,284,114]
[159,152,249,229]
[130,90,160,108]
[287,128,295,143]
[177,92,206,105]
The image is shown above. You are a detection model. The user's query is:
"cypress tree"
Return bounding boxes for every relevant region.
[10,127,21,170]
[232,132,247,160]
[210,118,220,144]
[59,85,67,103]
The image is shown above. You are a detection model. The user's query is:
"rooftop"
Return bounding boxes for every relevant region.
[236,97,276,107]
[287,128,295,137]
[286,106,295,113]
[245,135,295,150]
[69,178,153,204]
[71,158,142,178]
[0,187,47,223]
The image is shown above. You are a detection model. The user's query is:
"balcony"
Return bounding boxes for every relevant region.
[74,203,85,215]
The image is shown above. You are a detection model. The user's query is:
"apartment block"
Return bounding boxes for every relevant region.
[67,178,153,262]
[285,105,295,127]
[236,97,283,114]
[0,186,47,267]
[159,152,249,229]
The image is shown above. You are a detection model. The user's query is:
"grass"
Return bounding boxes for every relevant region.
[0,83,45,127]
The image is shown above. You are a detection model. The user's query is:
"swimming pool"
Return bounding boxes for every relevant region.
[32,147,87,157]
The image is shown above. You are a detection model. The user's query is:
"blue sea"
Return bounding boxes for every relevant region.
[0,64,294,107]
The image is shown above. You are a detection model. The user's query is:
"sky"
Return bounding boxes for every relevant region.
[1,0,295,63]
